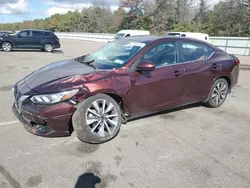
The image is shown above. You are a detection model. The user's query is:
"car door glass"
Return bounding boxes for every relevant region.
[141,42,179,67]
[19,31,30,37]
[44,32,52,37]
[32,31,42,37]
[181,42,214,62]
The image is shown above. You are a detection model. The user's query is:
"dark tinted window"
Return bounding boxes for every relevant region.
[44,32,52,37]
[125,34,130,37]
[141,42,179,67]
[180,42,214,62]
[181,34,186,37]
[19,31,31,37]
[32,31,42,37]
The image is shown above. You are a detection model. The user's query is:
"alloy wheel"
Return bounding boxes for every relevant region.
[211,82,228,106]
[2,42,12,52]
[44,44,53,52]
[85,99,119,137]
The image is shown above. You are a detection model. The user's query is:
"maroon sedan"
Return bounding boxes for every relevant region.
[13,36,239,143]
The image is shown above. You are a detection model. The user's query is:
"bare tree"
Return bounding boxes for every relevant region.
[120,0,144,14]
[175,0,194,22]
[150,0,176,33]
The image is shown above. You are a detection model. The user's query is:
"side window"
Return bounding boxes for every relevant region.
[32,31,42,37]
[141,42,179,67]
[181,34,186,37]
[125,34,130,37]
[44,32,52,37]
[181,42,214,62]
[19,31,30,37]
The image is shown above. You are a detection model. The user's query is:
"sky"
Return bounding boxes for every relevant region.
[0,0,120,23]
[0,0,220,24]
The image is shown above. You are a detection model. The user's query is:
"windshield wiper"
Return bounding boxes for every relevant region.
[83,60,96,70]
[74,56,96,70]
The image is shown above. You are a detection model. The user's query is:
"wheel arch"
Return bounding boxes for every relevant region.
[1,40,15,48]
[218,75,232,92]
[89,89,127,112]
[42,41,54,48]
[204,75,232,103]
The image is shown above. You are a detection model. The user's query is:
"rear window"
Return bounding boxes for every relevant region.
[181,42,214,62]
[44,32,52,37]
[32,31,42,37]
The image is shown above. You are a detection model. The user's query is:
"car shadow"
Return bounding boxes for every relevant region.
[0,49,64,54]
[128,102,202,122]
[75,173,101,188]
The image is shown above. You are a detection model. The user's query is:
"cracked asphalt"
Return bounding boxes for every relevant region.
[0,39,250,188]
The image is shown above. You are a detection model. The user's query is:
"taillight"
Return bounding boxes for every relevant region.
[235,58,240,65]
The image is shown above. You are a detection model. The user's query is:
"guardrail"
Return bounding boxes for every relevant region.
[55,32,250,56]
[210,37,250,56]
[55,32,114,42]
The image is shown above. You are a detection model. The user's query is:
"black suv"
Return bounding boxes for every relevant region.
[0,29,61,52]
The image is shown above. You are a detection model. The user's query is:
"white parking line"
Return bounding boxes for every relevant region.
[0,120,19,127]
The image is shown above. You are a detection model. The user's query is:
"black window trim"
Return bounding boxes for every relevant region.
[178,41,215,64]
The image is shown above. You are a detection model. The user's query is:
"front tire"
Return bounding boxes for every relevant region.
[72,94,122,144]
[205,78,229,108]
[1,42,13,52]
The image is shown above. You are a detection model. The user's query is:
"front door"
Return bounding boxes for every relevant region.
[125,41,186,116]
[15,30,32,48]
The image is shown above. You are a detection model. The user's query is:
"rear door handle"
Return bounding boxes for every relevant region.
[172,70,184,77]
[211,63,219,69]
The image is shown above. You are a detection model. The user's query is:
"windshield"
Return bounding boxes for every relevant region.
[114,33,125,39]
[82,39,146,69]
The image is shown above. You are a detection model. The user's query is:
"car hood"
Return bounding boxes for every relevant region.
[24,59,100,93]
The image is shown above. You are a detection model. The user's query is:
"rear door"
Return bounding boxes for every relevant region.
[30,31,43,48]
[126,40,186,116]
[179,41,219,103]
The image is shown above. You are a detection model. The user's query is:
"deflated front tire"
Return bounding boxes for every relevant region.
[72,94,122,144]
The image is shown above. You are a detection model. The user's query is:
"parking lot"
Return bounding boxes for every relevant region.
[0,39,250,188]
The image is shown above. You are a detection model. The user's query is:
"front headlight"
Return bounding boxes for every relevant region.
[0,37,3,40]
[30,89,79,105]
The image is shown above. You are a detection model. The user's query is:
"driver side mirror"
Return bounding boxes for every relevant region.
[137,61,155,72]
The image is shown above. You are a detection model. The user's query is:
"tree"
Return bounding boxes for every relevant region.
[150,0,176,34]
[120,0,144,14]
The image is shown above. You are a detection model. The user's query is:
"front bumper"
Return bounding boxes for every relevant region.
[12,101,75,137]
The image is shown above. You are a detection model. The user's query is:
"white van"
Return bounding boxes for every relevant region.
[167,32,210,43]
[108,30,150,42]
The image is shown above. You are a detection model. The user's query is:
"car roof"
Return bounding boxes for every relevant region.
[121,35,212,45]
[21,29,53,32]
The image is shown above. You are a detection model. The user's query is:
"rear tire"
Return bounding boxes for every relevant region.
[205,78,229,108]
[72,94,122,144]
[43,43,53,52]
[1,42,13,52]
